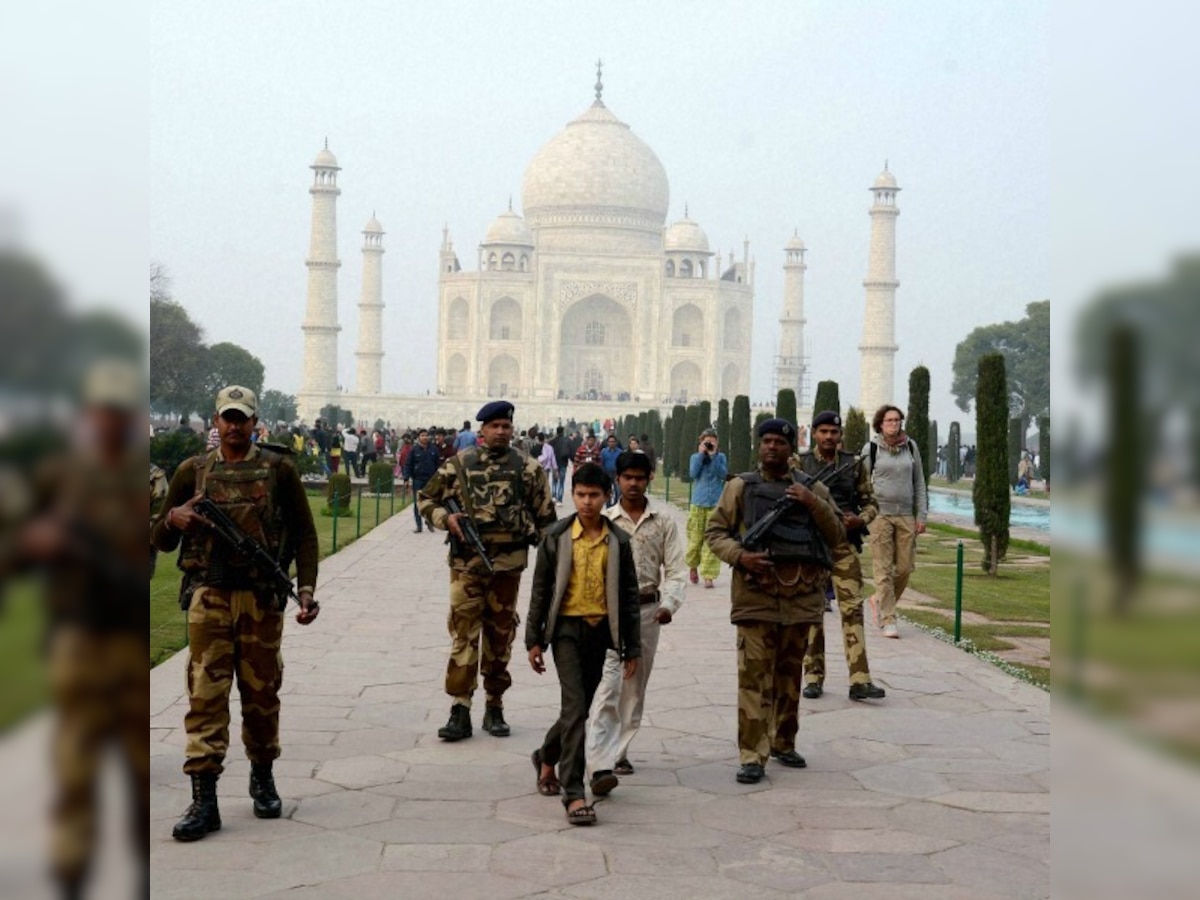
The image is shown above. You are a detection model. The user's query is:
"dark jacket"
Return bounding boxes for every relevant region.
[403,442,440,484]
[525,514,641,660]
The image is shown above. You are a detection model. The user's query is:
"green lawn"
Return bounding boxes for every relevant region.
[0,581,48,731]
[150,487,410,666]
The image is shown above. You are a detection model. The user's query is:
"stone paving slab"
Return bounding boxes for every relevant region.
[149,498,1050,898]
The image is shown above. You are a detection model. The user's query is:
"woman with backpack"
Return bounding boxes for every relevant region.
[867,405,927,638]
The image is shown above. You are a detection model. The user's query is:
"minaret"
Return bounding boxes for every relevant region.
[355,214,385,394]
[858,163,901,417]
[300,141,342,418]
[774,232,808,404]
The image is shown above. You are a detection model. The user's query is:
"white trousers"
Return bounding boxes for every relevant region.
[585,601,662,774]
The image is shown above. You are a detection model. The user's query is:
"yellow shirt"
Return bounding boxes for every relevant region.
[559,518,609,622]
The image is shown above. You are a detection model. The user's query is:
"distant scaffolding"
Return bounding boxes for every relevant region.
[772,352,809,408]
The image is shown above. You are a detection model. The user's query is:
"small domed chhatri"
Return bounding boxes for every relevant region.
[482,207,534,247]
[312,140,339,169]
[664,214,710,253]
[873,162,898,190]
[364,214,384,234]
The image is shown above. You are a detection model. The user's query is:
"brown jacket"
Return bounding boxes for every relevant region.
[704,467,845,625]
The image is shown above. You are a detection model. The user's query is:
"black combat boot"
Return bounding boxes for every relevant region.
[481,705,510,737]
[172,773,221,841]
[249,762,283,818]
[437,703,473,741]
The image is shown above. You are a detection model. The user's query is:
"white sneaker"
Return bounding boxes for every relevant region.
[883,623,899,639]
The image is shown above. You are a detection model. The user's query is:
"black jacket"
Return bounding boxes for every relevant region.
[525,514,641,660]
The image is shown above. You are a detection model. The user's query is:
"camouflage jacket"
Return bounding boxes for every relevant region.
[417,443,556,574]
[795,448,877,551]
[151,444,318,597]
[704,466,844,626]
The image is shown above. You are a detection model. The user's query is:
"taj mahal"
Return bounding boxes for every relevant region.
[296,69,901,427]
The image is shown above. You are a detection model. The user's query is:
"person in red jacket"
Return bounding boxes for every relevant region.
[574,432,602,467]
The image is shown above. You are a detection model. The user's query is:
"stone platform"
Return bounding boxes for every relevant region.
[148,501,1050,899]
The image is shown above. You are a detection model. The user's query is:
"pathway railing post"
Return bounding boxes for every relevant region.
[356,484,363,538]
[331,492,339,554]
[954,539,964,643]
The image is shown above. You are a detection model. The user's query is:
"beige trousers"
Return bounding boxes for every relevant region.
[868,515,916,626]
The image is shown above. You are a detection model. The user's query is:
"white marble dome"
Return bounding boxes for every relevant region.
[313,147,339,169]
[364,215,384,233]
[785,233,806,251]
[873,167,898,189]
[664,215,709,252]
[521,101,669,230]
[482,208,534,246]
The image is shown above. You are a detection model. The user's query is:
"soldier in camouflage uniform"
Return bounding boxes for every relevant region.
[796,411,887,702]
[152,385,320,842]
[2,360,150,898]
[150,463,168,577]
[705,418,844,785]
[418,400,557,741]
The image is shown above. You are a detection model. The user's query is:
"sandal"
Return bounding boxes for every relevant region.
[689,568,699,584]
[532,749,560,796]
[565,801,596,826]
[614,758,634,776]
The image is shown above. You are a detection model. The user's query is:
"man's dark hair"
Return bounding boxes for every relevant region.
[556,426,564,436]
[615,451,652,476]
[572,462,612,494]
[462,420,471,430]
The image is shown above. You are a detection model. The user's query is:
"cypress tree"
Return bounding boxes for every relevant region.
[775,389,798,428]
[974,353,1010,573]
[1037,416,1050,484]
[680,404,701,481]
[907,366,932,485]
[667,405,685,477]
[730,395,751,472]
[929,420,939,480]
[843,406,868,454]
[754,411,772,431]
[948,421,962,483]
[812,380,840,417]
[648,409,663,462]
[637,412,648,441]
[698,400,712,433]
[1008,418,1024,486]
[1106,326,1140,612]
[716,399,730,450]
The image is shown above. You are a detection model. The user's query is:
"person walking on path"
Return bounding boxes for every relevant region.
[866,405,927,639]
[152,385,321,842]
[550,426,572,504]
[599,434,622,507]
[536,433,557,491]
[418,401,557,741]
[574,432,602,468]
[585,451,685,792]
[454,419,477,451]
[342,426,360,478]
[526,463,641,826]
[686,428,727,588]
[795,411,886,701]
[704,418,843,784]
[402,428,441,533]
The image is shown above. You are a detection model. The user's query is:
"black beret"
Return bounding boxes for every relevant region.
[812,410,842,429]
[476,400,515,423]
[756,417,797,445]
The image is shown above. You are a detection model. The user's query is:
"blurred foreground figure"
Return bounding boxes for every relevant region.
[152,386,320,843]
[6,360,149,899]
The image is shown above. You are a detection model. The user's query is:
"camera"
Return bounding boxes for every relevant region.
[703,441,715,452]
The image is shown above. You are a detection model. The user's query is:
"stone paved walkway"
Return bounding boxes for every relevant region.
[150,501,1049,899]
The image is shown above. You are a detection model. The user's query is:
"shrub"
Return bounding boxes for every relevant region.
[151,430,206,479]
[775,389,797,429]
[324,472,353,517]
[367,461,394,494]
[947,421,962,483]
[1037,416,1050,483]
[716,399,730,450]
[1008,418,1024,486]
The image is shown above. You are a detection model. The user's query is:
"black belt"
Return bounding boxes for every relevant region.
[639,590,660,605]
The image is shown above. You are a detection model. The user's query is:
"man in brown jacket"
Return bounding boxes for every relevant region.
[705,418,844,784]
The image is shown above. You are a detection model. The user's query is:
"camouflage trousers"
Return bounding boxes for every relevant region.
[803,547,873,686]
[49,627,148,883]
[183,586,284,776]
[446,569,523,708]
[869,515,917,627]
[736,621,810,765]
[685,504,721,579]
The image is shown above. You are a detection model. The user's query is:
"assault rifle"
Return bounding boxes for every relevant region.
[740,454,866,555]
[194,498,308,611]
[444,497,496,575]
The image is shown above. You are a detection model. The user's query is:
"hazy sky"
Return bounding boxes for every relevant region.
[149,0,1048,430]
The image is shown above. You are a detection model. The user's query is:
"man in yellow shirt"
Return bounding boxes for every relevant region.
[526,464,641,825]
